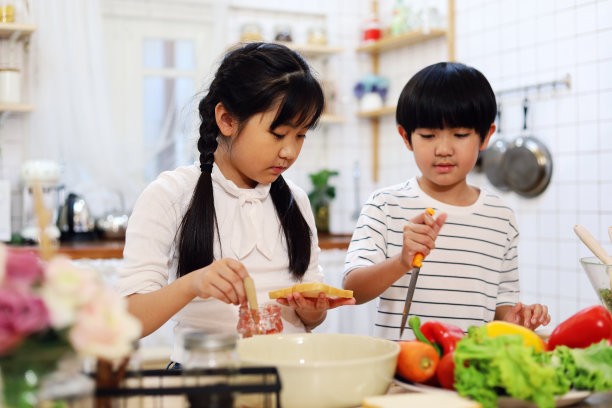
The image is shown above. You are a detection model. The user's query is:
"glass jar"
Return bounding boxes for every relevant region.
[237,303,283,338]
[182,331,239,408]
[240,23,263,42]
[274,25,292,42]
[307,26,328,46]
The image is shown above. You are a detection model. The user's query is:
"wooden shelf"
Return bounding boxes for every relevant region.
[0,103,35,113]
[357,105,396,118]
[356,29,446,54]
[320,113,346,124]
[0,22,37,40]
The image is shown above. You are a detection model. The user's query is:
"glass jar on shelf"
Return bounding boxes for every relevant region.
[307,25,328,46]
[274,24,292,43]
[182,331,239,408]
[240,22,263,42]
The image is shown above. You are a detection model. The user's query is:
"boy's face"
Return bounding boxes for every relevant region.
[399,125,495,192]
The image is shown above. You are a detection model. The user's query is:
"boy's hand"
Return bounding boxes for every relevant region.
[400,210,447,270]
[502,302,551,330]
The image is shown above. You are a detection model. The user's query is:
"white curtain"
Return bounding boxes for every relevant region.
[27,0,132,216]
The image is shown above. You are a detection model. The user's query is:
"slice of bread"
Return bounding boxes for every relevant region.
[268,282,353,299]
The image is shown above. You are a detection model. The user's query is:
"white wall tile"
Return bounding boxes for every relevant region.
[576,32,599,63]
[598,29,612,59]
[597,0,612,29]
[576,62,599,93]
[578,92,599,122]
[575,2,598,35]
[555,8,576,38]
[600,90,612,120]
[576,122,598,151]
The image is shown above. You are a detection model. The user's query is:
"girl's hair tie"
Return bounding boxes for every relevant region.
[200,163,213,173]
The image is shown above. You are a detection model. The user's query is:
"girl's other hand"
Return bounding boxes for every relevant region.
[190,258,249,305]
[503,302,551,330]
[276,292,356,312]
[400,210,447,270]
[276,292,356,329]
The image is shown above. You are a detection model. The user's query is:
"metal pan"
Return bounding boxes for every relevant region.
[502,98,553,197]
[481,104,510,190]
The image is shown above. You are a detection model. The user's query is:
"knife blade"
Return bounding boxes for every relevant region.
[399,208,435,338]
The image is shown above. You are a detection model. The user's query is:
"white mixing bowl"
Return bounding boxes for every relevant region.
[236,333,399,408]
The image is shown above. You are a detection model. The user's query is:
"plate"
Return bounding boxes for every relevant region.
[393,377,592,408]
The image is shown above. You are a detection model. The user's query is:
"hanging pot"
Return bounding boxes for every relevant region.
[502,98,553,197]
[481,104,510,191]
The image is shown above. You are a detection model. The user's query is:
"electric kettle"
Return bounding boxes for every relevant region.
[57,192,96,241]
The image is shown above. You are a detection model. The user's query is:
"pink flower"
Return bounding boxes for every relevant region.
[4,248,45,291]
[69,288,141,360]
[0,288,50,355]
[41,256,101,329]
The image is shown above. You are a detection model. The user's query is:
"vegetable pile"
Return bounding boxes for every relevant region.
[395,305,612,408]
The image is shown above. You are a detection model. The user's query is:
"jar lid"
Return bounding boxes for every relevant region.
[183,331,238,351]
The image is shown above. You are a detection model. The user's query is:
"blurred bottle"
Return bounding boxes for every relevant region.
[362,0,382,43]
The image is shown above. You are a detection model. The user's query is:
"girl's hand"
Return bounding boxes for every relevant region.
[503,302,551,330]
[400,210,447,270]
[276,292,356,329]
[190,258,249,305]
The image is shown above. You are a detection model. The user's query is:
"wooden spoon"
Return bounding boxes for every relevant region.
[243,276,259,323]
[609,226,612,246]
[574,225,612,289]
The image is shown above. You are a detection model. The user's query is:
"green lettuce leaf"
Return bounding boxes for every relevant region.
[551,340,612,391]
[454,326,569,408]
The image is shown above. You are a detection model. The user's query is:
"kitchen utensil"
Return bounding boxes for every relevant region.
[20,160,63,243]
[95,190,129,240]
[400,208,435,338]
[574,224,612,289]
[574,225,612,265]
[609,226,612,245]
[57,192,96,242]
[502,98,553,197]
[243,276,259,322]
[237,333,399,408]
[579,257,612,314]
[481,104,510,190]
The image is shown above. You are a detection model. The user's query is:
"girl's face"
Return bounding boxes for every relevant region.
[217,105,308,189]
[400,125,494,201]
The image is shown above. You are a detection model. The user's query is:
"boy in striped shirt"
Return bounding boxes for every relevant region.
[343,62,550,341]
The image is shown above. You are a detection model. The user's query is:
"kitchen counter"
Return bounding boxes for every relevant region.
[11,233,352,259]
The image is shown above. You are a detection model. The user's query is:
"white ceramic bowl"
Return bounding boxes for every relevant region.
[580,256,612,313]
[237,333,399,408]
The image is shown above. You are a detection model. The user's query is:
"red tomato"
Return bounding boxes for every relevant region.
[396,341,439,383]
[436,352,456,390]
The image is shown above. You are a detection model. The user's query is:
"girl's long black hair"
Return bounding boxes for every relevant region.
[176,42,324,280]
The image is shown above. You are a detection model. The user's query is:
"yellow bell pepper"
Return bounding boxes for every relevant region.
[485,321,544,353]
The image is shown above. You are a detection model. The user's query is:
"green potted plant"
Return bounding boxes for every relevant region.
[308,169,339,234]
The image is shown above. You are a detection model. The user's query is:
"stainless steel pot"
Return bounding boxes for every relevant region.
[502,98,553,197]
[481,104,510,191]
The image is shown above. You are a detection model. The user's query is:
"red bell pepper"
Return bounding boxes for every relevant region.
[547,305,612,350]
[408,316,464,356]
[408,316,464,390]
[421,320,465,355]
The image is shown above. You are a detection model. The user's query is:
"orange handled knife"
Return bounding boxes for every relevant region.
[399,208,435,338]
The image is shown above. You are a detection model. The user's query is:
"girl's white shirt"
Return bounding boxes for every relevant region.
[115,162,323,363]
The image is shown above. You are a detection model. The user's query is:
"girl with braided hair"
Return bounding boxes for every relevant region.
[116,42,354,365]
